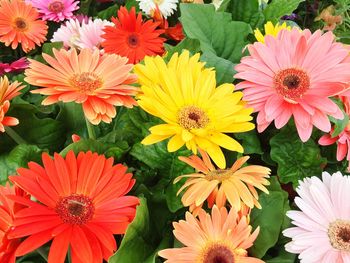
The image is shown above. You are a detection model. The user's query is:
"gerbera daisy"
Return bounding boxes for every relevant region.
[101,6,165,64]
[0,0,48,52]
[9,151,139,263]
[135,51,255,168]
[26,0,79,22]
[51,19,82,49]
[175,149,270,214]
[77,18,113,50]
[0,76,25,132]
[25,48,138,125]
[137,0,178,18]
[158,205,263,263]
[254,21,292,43]
[235,29,350,142]
[0,57,28,76]
[0,184,28,263]
[283,171,350,263]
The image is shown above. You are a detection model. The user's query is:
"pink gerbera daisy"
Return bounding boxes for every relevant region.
[283,172,350,263]
[27,0,79,22]
[235,29,350,142]
[51,19,82,48]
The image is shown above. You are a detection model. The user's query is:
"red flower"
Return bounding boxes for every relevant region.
[9,151,139,263]
[102,6,165,64]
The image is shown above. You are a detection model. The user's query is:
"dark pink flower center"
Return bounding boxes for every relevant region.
[127,34,140,48]
[48,1,65,13]
[56,194,94,225]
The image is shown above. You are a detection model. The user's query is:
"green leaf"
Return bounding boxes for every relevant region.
[235,129,263,154]
[263,0,305,23]
[180,4,251,63]
[330,98,349,138]
[265,250,296,263]
[164,38,201,60]
[97,4,119,19]
[108,197,153,263]
[249,177,289,258]
[270,126,326,188]
[201,51,236,85]
[42,42,64,56]
[227,0,265,28]
[0,145,44,184]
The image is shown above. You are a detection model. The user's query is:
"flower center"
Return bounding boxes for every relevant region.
[69,72,102,94]
[13,18,27,31]
[48,1,65,13]
[127,34,140,48]
[202,243,235,263]
[153,0,164,5]
[56,194,94,225]
[206,170,232,182]
[274,68,310,103]
[328,219,350,251]
[178,106,209,130]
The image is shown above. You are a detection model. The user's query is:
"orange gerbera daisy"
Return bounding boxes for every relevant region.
[9,151,139,263]
[0,0,48,52]
[158,205,263,263]
[0,76,25,132]
[175,149,270,213]
[101,6,165,64]
[25,48,138,124]
[0,183,28,263]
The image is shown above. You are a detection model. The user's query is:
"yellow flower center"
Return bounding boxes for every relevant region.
[328,220,350,251]
[70,72,103,94]
[206,170,232,182]
[153,0,164,5]
[55,194,95,225]
[13,17,28,32]
[48,1,65,13]
[274,68,310,103]
[178,105,209,130]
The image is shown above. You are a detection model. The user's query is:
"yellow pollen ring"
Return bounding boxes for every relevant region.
[177,105,209,130]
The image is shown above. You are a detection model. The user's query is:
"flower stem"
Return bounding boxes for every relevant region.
[5,127,26,145]
[85,117,96,140]
[37,247,48,261]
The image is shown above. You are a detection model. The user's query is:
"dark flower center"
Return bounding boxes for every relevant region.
[56,194,94,225]
[178,105,210,130]
[127,34,140,48]
[14,18,27,31]
[328,220,350,252]
[48,1,65,13]
[203,244,235,263]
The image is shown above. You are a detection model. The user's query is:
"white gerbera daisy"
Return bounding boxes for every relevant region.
[137,0,178,18]
[51,19,82,48]
[283,171,350,263]
[77,18,113,50]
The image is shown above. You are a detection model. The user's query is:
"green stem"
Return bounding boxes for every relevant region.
[37,247,48,261]
[5,127,26,145]
[85,116,96,140]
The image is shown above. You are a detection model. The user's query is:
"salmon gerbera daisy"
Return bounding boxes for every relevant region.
[8,151,139,263]
[25,48,138,125]
[135,50,255,169]
[158,205,263,263]
[0,76,25,132]
[235,29,350,142]
[175,149,270,214]
[101,6,165,64]
[0,0,48,52]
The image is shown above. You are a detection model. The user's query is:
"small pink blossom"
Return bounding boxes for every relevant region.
[0,58,29,76]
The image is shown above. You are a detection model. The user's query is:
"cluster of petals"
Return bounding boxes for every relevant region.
[235,28,350,142]
[0,0,48,52]
[0,58,29,76]
[8,151,139,263]
[137,0,178,18]
[24,48,138,125]
[283,172,350,263]
[26,0,79,22]
[159,205,263,263]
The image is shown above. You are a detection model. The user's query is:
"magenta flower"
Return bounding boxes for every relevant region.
[0,58,29,76]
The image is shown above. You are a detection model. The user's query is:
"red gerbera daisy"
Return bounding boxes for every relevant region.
[0,184,28,263]
[9,151,139,263]
[101,6,165,64]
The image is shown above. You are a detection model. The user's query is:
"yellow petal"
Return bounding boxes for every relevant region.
[209,133,243,153]
[141,134,171,145]
[167,134,185,152]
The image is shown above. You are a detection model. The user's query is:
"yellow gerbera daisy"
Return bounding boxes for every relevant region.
[254,21,291,43]
[134,50,255,169]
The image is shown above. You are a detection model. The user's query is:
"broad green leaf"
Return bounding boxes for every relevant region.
[235,129,263,155]
[164,38,201,60]
[249,177,289,258]
[270,126,326,188]
[97,4,119,19]
[200,51,236,85]
[180,4,251,63]
[0,145,44,184]
[42,42,63,56]
[265,250,296,263]
[263,0,305,23]
[227,0,265,28]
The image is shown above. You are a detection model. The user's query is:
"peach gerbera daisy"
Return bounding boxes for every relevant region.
[0,0,48,52]
[9,151,139,263]
[235,29,350,142]
[158,205,263,263]
[25,48,138,124]
[283,172,350,262]
[175,149,270,214]
[0,76,25,132]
